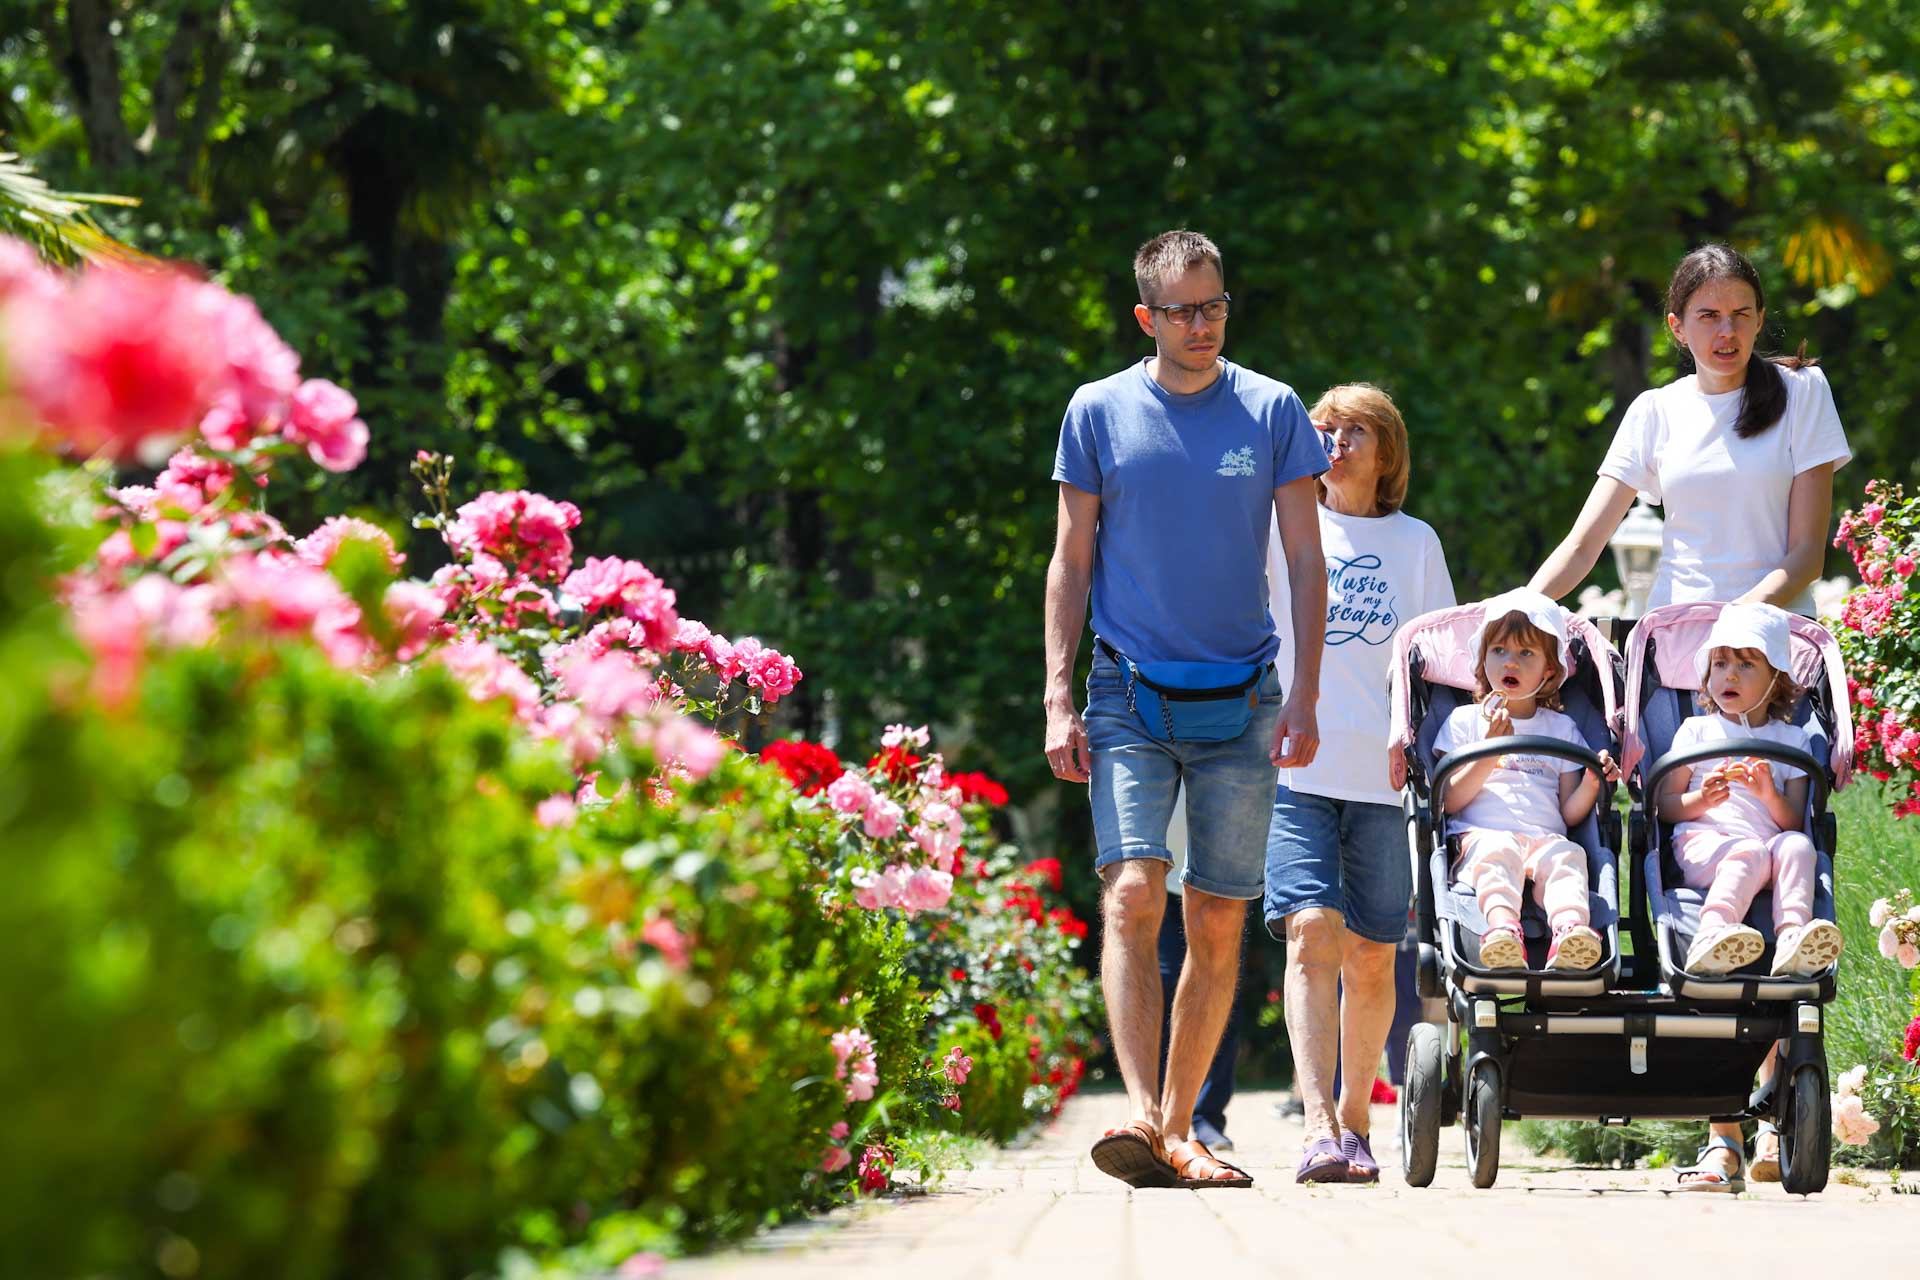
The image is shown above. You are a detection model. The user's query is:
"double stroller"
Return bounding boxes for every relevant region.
[1386,598,1853,1193]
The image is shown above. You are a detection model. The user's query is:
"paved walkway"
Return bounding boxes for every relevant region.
[681,1088,1909,1278]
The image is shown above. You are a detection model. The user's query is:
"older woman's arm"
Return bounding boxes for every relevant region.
[1737,463,1837,607]
[1527,476,1639,600]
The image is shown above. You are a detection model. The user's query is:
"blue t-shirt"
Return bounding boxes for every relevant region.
[1052,358,1328,666]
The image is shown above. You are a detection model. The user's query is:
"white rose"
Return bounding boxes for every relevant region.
[1871,898,1894,927]
[1837,1064,1868,1098]
[1907,904,1920,924]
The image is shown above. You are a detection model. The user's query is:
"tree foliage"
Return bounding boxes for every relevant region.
[6,0,1920,848]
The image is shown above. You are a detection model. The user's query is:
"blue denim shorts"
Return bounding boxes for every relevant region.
[1264,784,1411,944]
[1084,648,1283,900]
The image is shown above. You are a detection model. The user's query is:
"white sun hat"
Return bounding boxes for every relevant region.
[1693,601,1795,684]
[1468,588,1574,682]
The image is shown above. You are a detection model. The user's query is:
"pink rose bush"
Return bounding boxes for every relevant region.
[1835,481,1920,815]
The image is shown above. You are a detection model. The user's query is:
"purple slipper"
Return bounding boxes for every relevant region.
[1340,1130,1380,1183]
[1296,1136,1347,1184]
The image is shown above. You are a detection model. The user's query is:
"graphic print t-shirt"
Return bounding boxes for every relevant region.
[1053,358,1328,666]
[1270,507,1455,804]
[1432,704,1586,839]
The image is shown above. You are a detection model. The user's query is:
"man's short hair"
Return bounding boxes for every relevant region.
[1134,230,1223,303]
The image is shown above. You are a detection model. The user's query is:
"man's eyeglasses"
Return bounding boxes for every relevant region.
[1145,294,1231,326]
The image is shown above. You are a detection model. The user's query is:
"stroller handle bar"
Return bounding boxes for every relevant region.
[1430,735,1615,820]
[1640,739,1830,810]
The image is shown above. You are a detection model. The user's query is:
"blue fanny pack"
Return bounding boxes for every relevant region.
[1099,639,1269,743]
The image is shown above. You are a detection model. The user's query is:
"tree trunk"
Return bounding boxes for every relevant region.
[64,0,136,172]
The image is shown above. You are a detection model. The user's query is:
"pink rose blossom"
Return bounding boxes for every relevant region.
[154,447,236,514]
[562,556,680,650]
[640,917,693,971]
[1864,502,1886,525]
[831,1027,880,1102]
[284,378,369,472]
[826,772,875,817]
[829,1121,850,1140]
[1832,1092,1881,1145]
[863,795,904,840]
[535,793,578,828]
[615,1253,666,1279]
[446,490,582,581]
[0,236,60,307]
[883,723,931,750]
[1883,925,1903,959]
[645,714,728,780]
[1898,555,1917,578]
[744,645,802,702]
[382,581,447,661]
[554,650,659,720]
[672,619,712,652]
[943,1045,973,1087]
[6,261,226,461]
[819,1145,852,1174]
[434,639,542,721]
[902,867,954,913]
[198,284,302,436]
[1900,942,1920,969]
[297,516,403,571]
[911,800,965,863]
[940,1094,962,1111]
[851,865,907,911]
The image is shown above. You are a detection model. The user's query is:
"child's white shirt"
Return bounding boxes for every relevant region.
[1433,703,1586,839]
[1670,713,1811,842]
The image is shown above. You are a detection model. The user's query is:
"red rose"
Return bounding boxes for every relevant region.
[759,739,843,795]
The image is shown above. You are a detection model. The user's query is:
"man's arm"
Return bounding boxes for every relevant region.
[1044,482,1100,783]
[1272,475,1324,767]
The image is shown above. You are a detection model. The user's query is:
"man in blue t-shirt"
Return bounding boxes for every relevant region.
[1045,229,1327,1189]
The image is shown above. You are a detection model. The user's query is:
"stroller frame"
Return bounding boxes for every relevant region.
[1389,606,1837,1193]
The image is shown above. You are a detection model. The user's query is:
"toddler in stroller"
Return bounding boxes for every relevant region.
[1654,602,1845,978]
[1433,589,1620,971]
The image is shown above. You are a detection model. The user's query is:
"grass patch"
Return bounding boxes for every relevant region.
[1829,780,1920,1075]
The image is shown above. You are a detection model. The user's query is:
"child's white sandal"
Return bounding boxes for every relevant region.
[1684,922,1765,975]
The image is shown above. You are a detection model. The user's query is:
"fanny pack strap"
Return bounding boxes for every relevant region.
[1097,638,1270,698]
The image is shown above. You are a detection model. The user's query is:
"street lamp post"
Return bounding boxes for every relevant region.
[1610,500,1665,619]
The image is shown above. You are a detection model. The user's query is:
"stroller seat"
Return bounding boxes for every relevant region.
[1625,603,1853,1002]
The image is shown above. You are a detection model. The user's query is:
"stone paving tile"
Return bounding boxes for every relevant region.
[675,1088,1911,1278]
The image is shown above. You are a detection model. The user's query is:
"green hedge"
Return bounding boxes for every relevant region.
[0,445,1094,1276]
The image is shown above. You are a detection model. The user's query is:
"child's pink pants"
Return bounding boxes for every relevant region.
[1456,830,1590,932]
[1675,830,1817,931]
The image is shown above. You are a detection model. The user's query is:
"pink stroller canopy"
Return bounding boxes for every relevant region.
[1388,601,1622,759]
[1621,602,1854,789]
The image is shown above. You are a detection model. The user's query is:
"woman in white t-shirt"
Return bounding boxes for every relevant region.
[1264,383,1455,1183]
[1530,242,1851,613]
[1529,243,1850,1191]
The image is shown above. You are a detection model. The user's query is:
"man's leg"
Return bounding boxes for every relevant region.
[1154,888,1187,1095]
[1161,885,1244,1143]
[1335,936,1398,1137]
[1284,907,1346,1145]
[1101,858,1171,1131]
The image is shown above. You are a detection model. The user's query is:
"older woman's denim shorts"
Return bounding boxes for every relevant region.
[1264,784,1411,944]
[1083,648,1283,901]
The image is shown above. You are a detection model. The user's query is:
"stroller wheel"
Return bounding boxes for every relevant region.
[1401,1023,1443,1187]
[1780,1065,1831,1195]
[1465,1060,1502,1189]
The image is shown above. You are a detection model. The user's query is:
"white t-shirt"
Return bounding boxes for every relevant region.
[1599,364,1850,612]
[1433,704,1586,838]
[1670,713,1811,842]
[1269,506,1455,804]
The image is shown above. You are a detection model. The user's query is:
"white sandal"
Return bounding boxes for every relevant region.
[1685,923,1765,975]
[1770,920,1844,977]
[1675,1132,1746,1194]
